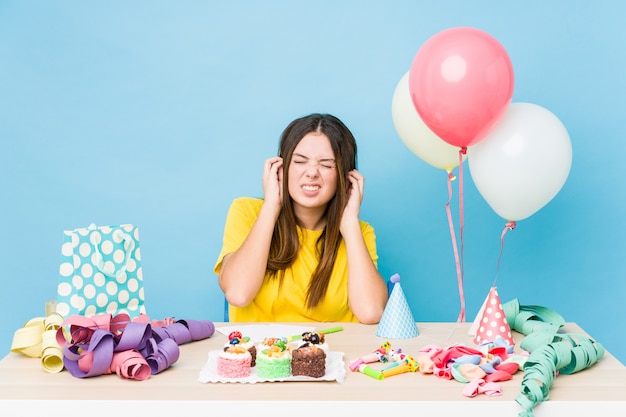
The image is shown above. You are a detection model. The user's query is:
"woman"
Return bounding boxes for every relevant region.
[214,113,388,324]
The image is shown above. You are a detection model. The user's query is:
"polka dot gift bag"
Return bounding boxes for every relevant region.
[55,224,146,319]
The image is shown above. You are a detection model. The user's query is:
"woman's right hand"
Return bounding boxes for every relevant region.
[262,156,283,213]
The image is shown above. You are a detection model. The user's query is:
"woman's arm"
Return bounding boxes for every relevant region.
[341,170,388,324]
[218,157,283,307]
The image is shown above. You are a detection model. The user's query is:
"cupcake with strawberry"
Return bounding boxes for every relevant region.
[224,331,257,366]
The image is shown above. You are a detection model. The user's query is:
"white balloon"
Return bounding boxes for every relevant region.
[392,72,465,171]
[468,102,572,221]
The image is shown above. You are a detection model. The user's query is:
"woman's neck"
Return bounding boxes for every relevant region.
[294,206,327,231]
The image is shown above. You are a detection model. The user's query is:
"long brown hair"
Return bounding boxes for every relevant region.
[266,113,357,309]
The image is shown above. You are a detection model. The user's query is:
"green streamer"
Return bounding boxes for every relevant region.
[502,298,605,417]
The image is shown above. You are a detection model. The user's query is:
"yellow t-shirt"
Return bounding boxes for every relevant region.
[214,197,379,322]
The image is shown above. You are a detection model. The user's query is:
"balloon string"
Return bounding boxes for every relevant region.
[445,169,464,323]
[457,147,467,322]
[493,221,516,287]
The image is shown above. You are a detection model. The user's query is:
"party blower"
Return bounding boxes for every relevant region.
[349,341,391,371]
[381,355,419,378]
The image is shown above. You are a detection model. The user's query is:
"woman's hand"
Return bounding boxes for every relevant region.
[262,156,283,212]
[341,169,364,227]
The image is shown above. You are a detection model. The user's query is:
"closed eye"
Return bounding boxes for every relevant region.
[292,154,336,169]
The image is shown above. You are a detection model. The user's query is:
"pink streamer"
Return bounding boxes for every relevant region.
[445,148,467,322]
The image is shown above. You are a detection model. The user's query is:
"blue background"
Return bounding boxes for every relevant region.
[1,1,625,364]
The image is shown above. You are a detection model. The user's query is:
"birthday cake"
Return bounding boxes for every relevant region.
[256,337,291,379]
[224,331,257,367]
[216,345,252,378]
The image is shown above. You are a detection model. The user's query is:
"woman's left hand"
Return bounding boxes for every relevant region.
[342,169,364,224]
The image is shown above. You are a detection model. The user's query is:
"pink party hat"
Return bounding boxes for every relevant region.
[376,274,419,338]
[472,287,514,346]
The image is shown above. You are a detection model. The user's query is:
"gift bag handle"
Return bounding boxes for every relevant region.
[91,226,135,279]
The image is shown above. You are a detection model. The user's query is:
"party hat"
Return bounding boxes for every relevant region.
[376,274,419,338]
[472,287,514,346]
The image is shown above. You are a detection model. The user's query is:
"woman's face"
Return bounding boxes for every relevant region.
[288,132,338,217]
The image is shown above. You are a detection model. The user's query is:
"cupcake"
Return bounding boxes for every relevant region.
[291,344,326,378]
[256,337,291,379]
[216,345,252,378]
[225,331,257,366]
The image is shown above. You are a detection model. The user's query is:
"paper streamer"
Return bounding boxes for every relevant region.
[11,314,65,373]
[56,313,215,379]
[12,312,215,380]
[501,299,605,417]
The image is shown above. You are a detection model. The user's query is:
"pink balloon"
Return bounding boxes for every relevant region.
[409,27,514,148]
